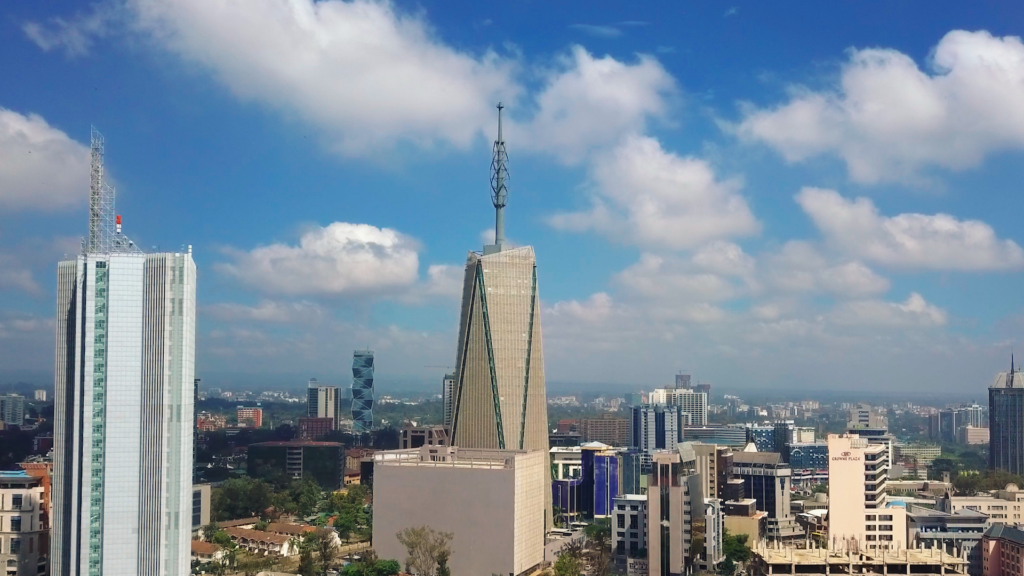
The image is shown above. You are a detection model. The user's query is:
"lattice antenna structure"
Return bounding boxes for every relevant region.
[489,102,509,248]
[85,127,142,255]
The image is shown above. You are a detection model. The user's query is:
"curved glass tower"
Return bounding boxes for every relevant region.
[352,350,374,433]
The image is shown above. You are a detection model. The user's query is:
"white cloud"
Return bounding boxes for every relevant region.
[797,187,1024,270]
[735,30,1024,183]
[763,240,890,298]
[215,222,420,295]
[23,3,117,57]
[422,264,463,299]
[0,109,90,211]
[516,48,676,163]
[830,293,948,327]
[545,292,615,323]
[548,136,759,249]
[568,24,622,38]
[205,300,324,323]
[615,253,744,303]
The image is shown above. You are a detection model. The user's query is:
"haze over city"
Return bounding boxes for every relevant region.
[3,1,1024,393]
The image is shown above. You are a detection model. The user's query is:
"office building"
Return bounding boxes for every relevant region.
[0,395,25,427]
[703,498,725,572]
[990,359,1024,475]
[613,494,647,561]
[828,433,906,551]
[907,505,988,576]
[964,404,986,429]
[934,484,1024,520]
[693,444,739,502]
[399,424,448,449]
[236,406,263,428]
[551,442,620,521]
[372,446,546,576]
[442,372,455,427]
[648,444,721,576]
[0,471,46,576]
[306,379,341,430]
[624,393,643,407]
[788,442,829,486]
[682,426,748,447]
[620,450,648,495]
[849,404,888,429]
[962,426,990,446]
[446,106,552,528]
[247,441,343,489]
[723,499,768,545]
[580,414,630,447]
[732,451,802,541]
[297,417,334,440]
[52,129,195,576]
[630,404,688,453]
[896,443,942,466]
[352,350,374,433]
[982,524,1024,576]
[939,410,961,444]
[33,390,47,402]
[650,387,708,425]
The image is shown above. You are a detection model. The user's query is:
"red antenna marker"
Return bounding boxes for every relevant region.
[116,214,122,234]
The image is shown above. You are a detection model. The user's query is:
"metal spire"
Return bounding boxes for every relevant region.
[1011,354,1016,388]
[489,102,509,250]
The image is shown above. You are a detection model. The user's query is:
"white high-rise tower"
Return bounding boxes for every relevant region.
[52,128,196,576]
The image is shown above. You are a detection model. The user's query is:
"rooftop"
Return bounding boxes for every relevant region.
[374,446,535,470]
[191,541,222,555]
[985,524,1024,545]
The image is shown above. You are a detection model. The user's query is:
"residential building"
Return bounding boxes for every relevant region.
[33,391,47,402]
[612,494,647,562]
[247,441,344,489]
[963,427,991,446]
[650,387,708,425]
[196,412,226,431]
[990,361,1024,475]
[982,524,1024,576]
[629,404,688,453]
[191,484,211,533]
[190,541,225,564]
[297,417,334,440]
[352,349,374,433]
[306,380,341,430]
[399,424,449,449]
[52,134,196,576]
[16,461,51,541]
[580,414,629,447]
[372,446,546,576]
[442,373,455,427]
[0,471,46,576]
[676,374,692,388]
[236,406,263,428]
[828,433,907,551]
[0,395,25,427]
[223,528,295,557]
[907,505,988,576]
[703,498,725,572]
[732,451,802,541]
[694,383,712,397]
[551,442,620,521]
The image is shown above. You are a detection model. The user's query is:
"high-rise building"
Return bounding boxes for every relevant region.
[939,409,960,444]
[827,433,906,551]
[52,129,195,576]
[351,350,374,433]
[0,471,47,576]
[963,404,986,429]
[441,372,455,427]
[236,406,263,428]
[447,104,551,525]
[629,404,688,454]
[0,394,26,426]
[990,358,1024,474]
[612,494,647,562]
[34,390,47,402]
[675,374,692,389]
[306,379,341,430]
[579,413,629,447]
[649,387,708,425]
[732,451,802,541]
[694,383,711,397]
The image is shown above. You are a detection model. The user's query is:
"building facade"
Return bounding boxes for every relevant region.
[649,388,708,426]
[907,505,988,576]
[551,443,620,521]
[982,524,1024,576]
[53,243,196,576]
[372,446,546,576]
[613,494,647,561]
[352,350,375,433]
[306,380,341,430]
[580,414,629,447]
[732,451,802,541]
[0,471,46,576]
[0,395,25,427]
[828,433,906,552]
[648,445,708,576]
[442,373,456,427]
[630,405,688,453]
[990,365,1024,475]
[399,425,449,449]
[297,417,334,440]
[236,406,263,428]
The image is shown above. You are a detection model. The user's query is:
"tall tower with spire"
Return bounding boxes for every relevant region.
[990,355,1024,474]
[449,103,551,521]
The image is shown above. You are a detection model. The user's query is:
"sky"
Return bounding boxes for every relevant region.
[2,0,1024,394]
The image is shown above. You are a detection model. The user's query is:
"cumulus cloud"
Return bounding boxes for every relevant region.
[796,187,1024,270]
[615,253,746,303]
[215,222,420,295]
[0,109,90,211]
[548,136,759,249]
[545,292,616,323]
[735,30,1024,183]
[205,300,324,323]
[23,3,118,57]
[763,240,890,298]
[516,48,676,162]
[422,264,463,299]
[830,293,948,327]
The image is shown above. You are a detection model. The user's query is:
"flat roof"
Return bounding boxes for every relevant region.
[249,441,342,447]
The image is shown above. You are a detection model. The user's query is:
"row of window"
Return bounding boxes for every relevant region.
[0,515,39,532]
[865,535,894,541]
[616,515,640,529]
[864,514,893,521]
[865,524,893,532]
[0,534,35,554]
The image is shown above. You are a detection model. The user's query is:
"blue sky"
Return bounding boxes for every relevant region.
[2,0,1023,393]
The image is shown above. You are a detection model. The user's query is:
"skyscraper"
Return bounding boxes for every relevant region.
[441,372,455,427]
[352,350,374,433]
[307,378,341,430]
[990,357,1024,474]
[448,104,551,527]
[52,128,196,576]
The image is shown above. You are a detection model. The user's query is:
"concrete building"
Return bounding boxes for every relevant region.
[0,395,25,427]
[236,406,263,428]
[648,446,708,576]
[306,380,341,430]
[963,426,991,446]
[629,404,688,453]
[191,483,211,533]
[613,494,647,561]
[33,391,47,402]
[297,417,334,440]
[723,499,767,545]
[964,404,986,429]
[580,414,630,447]
[935,485,1024,521]
[982,524,1024,576]
[0,471,46,576]
[703,498,725,572]
[692,444,739,501]
[788,442,828,484]
[990,362,1024,475]
[399,424,448,449]
[442,372,456,427]
[732,451,802,541]
[750,543,967,576]
[849,404,888,429]
[52,143,196,576]
[897,444,943,466]
[682,426,748,447]
[907,505,988,576]
[372,446,546,576]
[247,441,344,489]
[650,387,708,425]
[827,433,907,552]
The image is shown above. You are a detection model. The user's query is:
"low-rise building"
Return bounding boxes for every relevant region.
[962,427,990,446]
[750,544,967,576]
[612,494,647,563]
[907,505,989,576]
[223,527,295,556]
[190,540,225,563]
[237,406,264,428]
[192,483,212,533]
[297,417,334,440]
[0,471,46,576]
[983,524,1024,576]
[936,485,1024,522]
[399,425,448,449]
[724,498,768,545]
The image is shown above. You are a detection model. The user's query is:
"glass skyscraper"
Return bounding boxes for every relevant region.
[990,363,1024,475]
[352,350,374,433]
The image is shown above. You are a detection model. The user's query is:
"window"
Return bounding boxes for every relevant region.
[865,515,876,521]
[618,532,626,538]
[617,505,626,511]
[616,541,625,555]
[630,505,639,511]
[866,535,877,541]
[12,495,22,509]
[10,539,21,554]
[630,541,639,553]
[879,515,893,521]
[10,517,21,532]
[618,516,625,529]
[630,516,638,529]
[866,525,876,531]
[880,535,893,541]
[880,525,893,532]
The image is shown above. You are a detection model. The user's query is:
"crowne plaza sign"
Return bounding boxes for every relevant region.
[831,451,861,462]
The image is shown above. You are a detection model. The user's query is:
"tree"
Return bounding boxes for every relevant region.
[315,527,338,570]
[396,526,454,576]
[254,519,269,531]
[722,530,751,564]
[334,514,356,542]
[584,519,612,576]
[718,557,736,576]
[436,550,451,576]
[553,552,583,576]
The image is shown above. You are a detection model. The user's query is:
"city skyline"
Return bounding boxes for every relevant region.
[2,1,1024,392]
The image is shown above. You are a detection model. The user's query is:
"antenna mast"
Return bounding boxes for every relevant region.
[84,126,142,255]
[489,103,509,251]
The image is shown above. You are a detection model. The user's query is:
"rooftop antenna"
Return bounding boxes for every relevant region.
[1011,353,1016,388]
[487,102,509,253]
